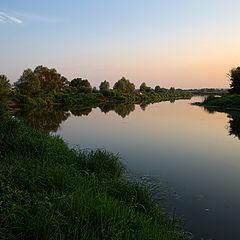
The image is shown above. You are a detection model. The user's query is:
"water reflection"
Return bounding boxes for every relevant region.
[69,106,93,116]
[139,102,149,111]
[12,103,135,132]
[228,113,240,139]
[12,101,240,142]
[203,106,240,139]
[101,103,135,118]
[99,103,135,118]
[12,109,70,132]
[12,103,138,131]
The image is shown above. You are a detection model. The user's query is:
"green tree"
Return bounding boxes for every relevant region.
[0,75,11,99]
[69,78,92,93]
[92,86,98,93]
[14,69,41,96]
[228,67,240,94]
[154,85,161,93]
[99,80,110,92]
[140,82,151,93]
[34,65,68,94]
[113,77,135,93]
[170,87,176,92]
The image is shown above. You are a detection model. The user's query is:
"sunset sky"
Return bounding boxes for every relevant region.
[1,0,240,88]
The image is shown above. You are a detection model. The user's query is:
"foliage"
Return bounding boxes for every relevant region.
[10,94,51,110]
[92,86,98,93]
[170,87,176,92]
[0,74,11,100]
[101,89,116,98]
[34,65,68,94]
[140,82,151,93]
[14,69,41,97]
[14,66,68,95]
[69,78,92,93]
[99,80,110,92]
[154,85,161,93]
[228,67,240,94]
[5,65,192,112]
[113,77,135,93]
[53,92,102,105]
[201,95,240,108]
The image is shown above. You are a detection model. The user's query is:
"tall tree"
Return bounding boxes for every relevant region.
[69,78,92,93]
[140,82,151,92]
[99,80,110,92]
[228,67,240,94]
[154,85,161,93]
[34,65,68,94]
[0,75,11,99]
[92,86,98,93]
[14,69,40,96]
[170,87,176,92]
[113,77,135,93]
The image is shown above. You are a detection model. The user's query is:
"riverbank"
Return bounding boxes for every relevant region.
[0,107,191,240]
[7,91,192,111]
[194,94,240,110]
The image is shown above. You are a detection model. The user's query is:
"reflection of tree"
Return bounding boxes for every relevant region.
[114,103,135,118]
[70,106,92,116]
[203,106,240,140]
[228,113,240,140]
[202,107,215,114]
[13,109,70,132]
[140,102,149,111]
[99,104,115,114]
[99,103,135,118]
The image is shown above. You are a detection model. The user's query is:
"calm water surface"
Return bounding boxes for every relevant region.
[32,96,240,239]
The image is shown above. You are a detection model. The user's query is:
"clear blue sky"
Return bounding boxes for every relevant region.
[1,0,240,88]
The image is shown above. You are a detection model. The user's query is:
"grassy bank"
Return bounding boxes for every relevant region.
[0,108,191,240]
[8,91,192,111]
[195,94,240,109]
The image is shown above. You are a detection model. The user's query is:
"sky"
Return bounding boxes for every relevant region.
[1,0,240,89]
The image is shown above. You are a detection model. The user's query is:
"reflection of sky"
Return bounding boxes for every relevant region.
[56,96,240,239]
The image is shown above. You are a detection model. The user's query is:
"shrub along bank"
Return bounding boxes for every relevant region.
[8,91,192,111]
[196,94,240,109]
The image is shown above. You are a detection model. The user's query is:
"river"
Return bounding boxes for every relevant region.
[17,96,240,239]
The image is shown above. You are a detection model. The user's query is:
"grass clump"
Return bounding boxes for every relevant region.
[0,110,192,240]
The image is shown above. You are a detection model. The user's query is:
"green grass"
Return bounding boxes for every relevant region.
[0,108,192,240]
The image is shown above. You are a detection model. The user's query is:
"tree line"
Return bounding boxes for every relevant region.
[2,65,240,101]
[0,65,176,99]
